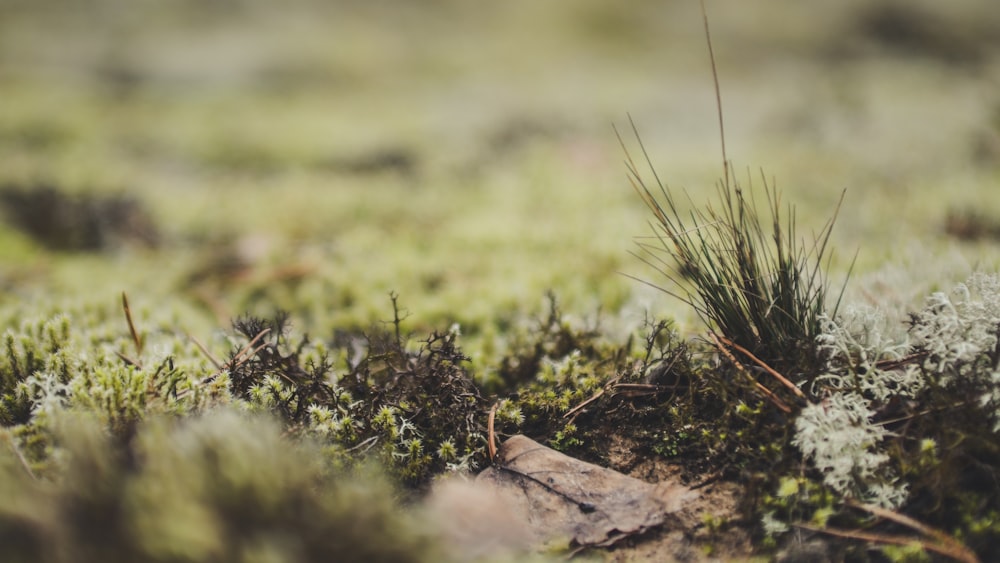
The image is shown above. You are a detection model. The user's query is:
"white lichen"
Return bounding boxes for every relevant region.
[795,273,1000,510]
[792,392,905,508]
[908,272,1000,430]
[813,305,921,401]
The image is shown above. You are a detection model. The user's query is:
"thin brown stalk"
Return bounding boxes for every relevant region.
[564,374,623,421]
[710,332,792,414]
[188,332,223,370]
[229,328,272,369]
[874,351,928,372]
[487,402,498,461]
[114,350,141,368]
[121,291,144,360]
[846,499,978,562]
[716,335,807,400]
[180,328,273,395]
[345,435,380,454]
[700,0,728,188]
[611,384,676,400]
[795,523,979,563]
[5,432,37,481]
[563,388,605,422]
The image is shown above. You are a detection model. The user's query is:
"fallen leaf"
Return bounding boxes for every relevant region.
[475,435,698,548]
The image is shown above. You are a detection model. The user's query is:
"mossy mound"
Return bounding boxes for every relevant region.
[4,278,1000,560]
[1,410,438,563]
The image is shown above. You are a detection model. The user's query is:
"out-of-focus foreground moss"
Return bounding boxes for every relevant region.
[0,409,439,563]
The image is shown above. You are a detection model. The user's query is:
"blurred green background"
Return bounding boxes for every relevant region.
[1,0,1000,359]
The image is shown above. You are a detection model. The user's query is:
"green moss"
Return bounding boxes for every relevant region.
[879,543,932,563]
[0,410,442,563]
[224,303,489,487]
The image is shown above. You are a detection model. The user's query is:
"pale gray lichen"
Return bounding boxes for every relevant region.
[793,306,912,507]
[794,273,1000,510]
[792,391,906,508]
[908,272,1000,430]
[813,305,921,401]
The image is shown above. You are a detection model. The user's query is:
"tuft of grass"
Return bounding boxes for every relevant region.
[619,2,851,376]
[620,119,850,374]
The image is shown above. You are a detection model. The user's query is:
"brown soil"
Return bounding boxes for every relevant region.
[601,439,754,562]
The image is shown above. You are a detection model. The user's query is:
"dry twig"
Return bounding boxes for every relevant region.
[715,335,806,400]
[121,292,144,359]
[188,332,224,370]
[795,523,978,563]
[846,499,979,563]
[4,432,37,481]
[710,332,792,414]
[487,402,498,462]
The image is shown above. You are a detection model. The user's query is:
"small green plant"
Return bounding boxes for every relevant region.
[2,314,72,426]
[226,297,490,486]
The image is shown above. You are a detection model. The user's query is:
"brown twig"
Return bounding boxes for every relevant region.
[874,351,928,372]
[230,328,272,369]
[562,375,677,424]
[345,435,379,454]
[700,0,728,188]
[183,328,272,393]
[187,332,223,370]
[5,432,37,481]
[487,402,498,462]
[114,350,141,368]
[876,400,970,427]
[563,373,622,421]
[795,523,979,563]
[612,382,673,396]
[715,335,806,400]
[563,388,606,422]
[121,291,144,363]
[709,333,792,414]
[845,499,979,563]
[178,326,274,402]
